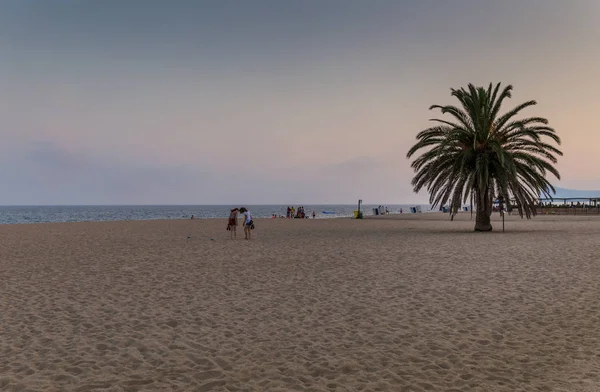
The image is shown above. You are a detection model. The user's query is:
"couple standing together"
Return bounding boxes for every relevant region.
[227,207,254,240]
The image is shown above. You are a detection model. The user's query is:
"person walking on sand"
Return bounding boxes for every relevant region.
[239,207,254,240]
[227,208,239,239]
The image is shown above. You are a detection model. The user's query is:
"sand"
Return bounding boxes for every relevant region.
[1,213,600,391]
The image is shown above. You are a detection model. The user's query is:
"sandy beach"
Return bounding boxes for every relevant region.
[1,213,600,391]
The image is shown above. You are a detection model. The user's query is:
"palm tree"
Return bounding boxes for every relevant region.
[407,83,562,231]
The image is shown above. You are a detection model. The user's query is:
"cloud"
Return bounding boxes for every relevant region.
[326,156,381,174]
[273,152,425,204]
[0,140,429,205]
[24,141,88,170]
[0,141,213,205]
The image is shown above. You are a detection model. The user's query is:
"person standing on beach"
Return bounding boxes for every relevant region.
[227,208,239,239]
[239,207,254,240]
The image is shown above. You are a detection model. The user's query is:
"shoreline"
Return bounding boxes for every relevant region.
[0,214,359,227]
[0,211,415,226]
[0,205,434,224]
[3,210,600,227]
[0,204,434,225]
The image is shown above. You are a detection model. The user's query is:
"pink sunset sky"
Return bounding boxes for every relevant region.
[1,0,599,204]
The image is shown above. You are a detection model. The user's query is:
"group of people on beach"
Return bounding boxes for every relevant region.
[286,206,314,219]
[225,205,320,239]
[226,207,254,240]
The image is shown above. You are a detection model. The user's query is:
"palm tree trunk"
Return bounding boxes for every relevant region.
[474,188,493,231]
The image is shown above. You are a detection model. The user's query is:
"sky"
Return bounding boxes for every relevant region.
[1,0,599,205]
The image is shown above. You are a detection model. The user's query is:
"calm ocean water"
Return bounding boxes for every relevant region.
[0,204,434,225]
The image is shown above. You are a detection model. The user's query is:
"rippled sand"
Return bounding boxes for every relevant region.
[1,213,600,391]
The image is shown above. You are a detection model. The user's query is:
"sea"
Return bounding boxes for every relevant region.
[0,204,434,225]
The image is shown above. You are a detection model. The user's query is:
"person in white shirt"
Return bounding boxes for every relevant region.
[239,207,254,240]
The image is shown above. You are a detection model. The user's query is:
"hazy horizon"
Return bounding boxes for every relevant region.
[0,187,599,207]
[2,1,599,205]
